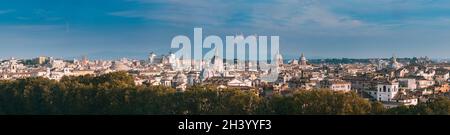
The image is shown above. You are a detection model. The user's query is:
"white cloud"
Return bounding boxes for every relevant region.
[112,0,367,30]
[246,0,369,32]
[111,0,238,26]
[110,0,450,38]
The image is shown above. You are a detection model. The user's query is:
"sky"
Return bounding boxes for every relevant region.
[1,0,450,60]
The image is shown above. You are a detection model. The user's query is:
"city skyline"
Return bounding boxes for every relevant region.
[1,0,450,59]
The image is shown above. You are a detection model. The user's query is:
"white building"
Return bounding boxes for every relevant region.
[376,81,399,102]
[318,79,352,92]
[50,59,65,69]
[383,90,418,108]
[148,52,157,64]
[275,52,283,66]
[375,80,418,108]
[416,70,435,80]
[299,53,307,65]
[227,78,252,87]
[416,79,435,89]
[388,55,403,70]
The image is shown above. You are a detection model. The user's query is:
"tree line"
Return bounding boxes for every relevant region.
[0,71,449,115]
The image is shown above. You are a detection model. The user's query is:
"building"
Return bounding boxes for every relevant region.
[275,52,283,66]
[50,59,65,69]
[398,78,417,90]
[376,80,399,102]
[343,76,375,92]
[434,83,450,93]
[71,70,96,76]
[297,53,313,69]
[388,55,403,70]
[173,72,188,91]
[318,79,352,92]
[34,56,48,65]
[81,56,89,66]
[187,71,201,86]
[383,90,418,108]
[227,78,252,87]
[416,78,435,89]
[111,61,130,71]
[416,69,435,80]
[202,76,235,86]
[434,68,449,84]
[299,53,307,65]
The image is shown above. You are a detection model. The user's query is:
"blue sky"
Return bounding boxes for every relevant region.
[1,0,450,59]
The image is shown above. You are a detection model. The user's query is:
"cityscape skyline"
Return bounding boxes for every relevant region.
[0,48,445,61]
[1,0,450,59]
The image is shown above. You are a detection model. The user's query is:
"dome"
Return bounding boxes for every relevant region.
[299,53,307,65]
[111,61,130,71]
[389,55,403,69]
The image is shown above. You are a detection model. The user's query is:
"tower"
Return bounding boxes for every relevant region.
[148,52,157,64]
[81,55,89,66]
[299,53,307,65]
[275,51,283,66]
[376,80,399,102]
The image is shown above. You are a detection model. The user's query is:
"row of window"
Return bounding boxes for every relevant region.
[378,85,398,92]
[332,85,350,89]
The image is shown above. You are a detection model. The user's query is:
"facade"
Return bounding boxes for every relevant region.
[416,79,435,89]
[384,90,418,108]
[434,83,450,93]
[389,55,403,70]
[434,69,449,84]
[376,81,399,102]
[35,56,48,65]
[319,79,352,92]
[299,53,307,65]
[398,78,417,90]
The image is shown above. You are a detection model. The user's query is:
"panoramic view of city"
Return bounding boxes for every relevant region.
[1,50,449,114]
[1,0,450,134]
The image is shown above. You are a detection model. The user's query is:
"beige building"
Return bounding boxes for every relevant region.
[319,79,352,92]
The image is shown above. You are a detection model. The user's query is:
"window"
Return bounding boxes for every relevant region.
[383,86,386,92]
[388,88,390,92]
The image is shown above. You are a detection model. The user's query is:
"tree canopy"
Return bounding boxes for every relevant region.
[0,72,449,115]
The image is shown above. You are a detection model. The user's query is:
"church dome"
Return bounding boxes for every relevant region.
[111,61,130,71]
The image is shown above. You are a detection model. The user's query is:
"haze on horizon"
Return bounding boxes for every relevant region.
[1,0,450,60]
